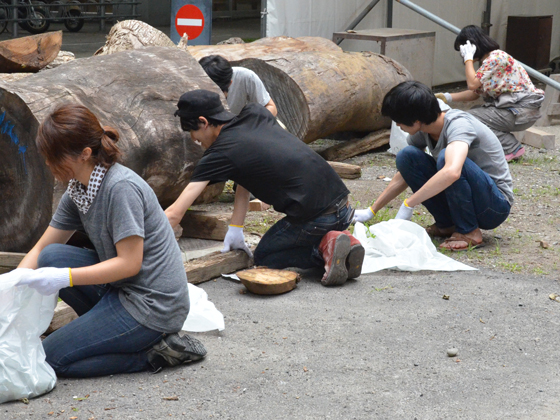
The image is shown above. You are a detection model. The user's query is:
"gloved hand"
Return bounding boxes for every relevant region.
[17,267,71,296]
[395,200,415,221]
[353,207,375,223]
[459,40,477,63]
[435,92,453,104]
[221,225,253,258]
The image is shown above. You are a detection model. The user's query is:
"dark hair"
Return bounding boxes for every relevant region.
[454,25,500,61]
[381,81,441,126]
[37,104,121,180]
[180,116,224,132]
[198,55,233,93]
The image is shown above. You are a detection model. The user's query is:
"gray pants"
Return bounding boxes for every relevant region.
[468,106,537,155]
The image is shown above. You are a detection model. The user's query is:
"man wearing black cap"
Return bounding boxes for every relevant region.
[165,89,365,286]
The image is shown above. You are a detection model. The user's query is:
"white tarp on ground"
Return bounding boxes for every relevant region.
[266,0,560,86]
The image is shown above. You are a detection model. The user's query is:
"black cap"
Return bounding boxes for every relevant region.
[174,89,236,123]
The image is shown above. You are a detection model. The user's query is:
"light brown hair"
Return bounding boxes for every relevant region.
[36,104,121,180]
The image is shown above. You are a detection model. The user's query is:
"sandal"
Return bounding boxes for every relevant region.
[426,224,455,238]
[439,232,483,252]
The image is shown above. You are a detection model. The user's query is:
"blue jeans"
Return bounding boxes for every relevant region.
[254,200,354,269]
[396,146,511,234]
[39,244,165,378]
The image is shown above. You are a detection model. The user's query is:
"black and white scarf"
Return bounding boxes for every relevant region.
[67,164,107,214]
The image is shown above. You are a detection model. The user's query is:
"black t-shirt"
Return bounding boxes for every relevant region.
[190,103,349,222]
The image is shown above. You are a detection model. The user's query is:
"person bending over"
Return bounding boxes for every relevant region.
[436,25,544,161]
[16,104,206,377]
[354,81,514,251]
[199,54,277,116]
[165,89,364,286]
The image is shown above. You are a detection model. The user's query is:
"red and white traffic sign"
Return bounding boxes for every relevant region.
[175,4,205,40]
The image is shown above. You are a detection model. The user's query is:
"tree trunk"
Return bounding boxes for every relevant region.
[0,31,62,73]
[231,52,412,143]
[0,46,224,252]
[186,36,342,61]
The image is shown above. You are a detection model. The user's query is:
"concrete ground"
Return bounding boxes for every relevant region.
[3,20,560,420]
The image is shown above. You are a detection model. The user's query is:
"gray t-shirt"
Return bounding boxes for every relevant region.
[50,163,189,333]
[227,67,272,114]
[407,109,514,205]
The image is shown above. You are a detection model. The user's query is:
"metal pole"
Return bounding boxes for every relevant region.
[336,0,382,45]
[260,0,267,38]
[481,0,492,35]
[387,0,393,28]
[11,0,17,38]
[395,0,560,92]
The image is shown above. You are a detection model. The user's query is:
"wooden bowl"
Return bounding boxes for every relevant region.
[237,268,300,295]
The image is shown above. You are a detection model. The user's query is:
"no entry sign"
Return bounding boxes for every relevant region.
[170,0,211,45]
[175,5,205,40]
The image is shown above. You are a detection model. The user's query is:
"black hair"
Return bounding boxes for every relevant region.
[454,25,500,61]
[381,81,441,126]
[198,55,233,93]
[180,116,224,132]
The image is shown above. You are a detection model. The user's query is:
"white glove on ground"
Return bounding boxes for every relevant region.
[459,40,477,63]
[353,208,375,223]
[17,267,70,296]
[435,92,453,104]
[221,225,253,258]
[395,201,414,221]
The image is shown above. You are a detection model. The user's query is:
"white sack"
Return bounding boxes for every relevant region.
[181,284,224,333]
[0,269,57,404]
[354,220,477,273]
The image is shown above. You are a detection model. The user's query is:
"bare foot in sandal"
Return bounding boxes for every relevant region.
[425,224,455,238]
[439,228,483,251]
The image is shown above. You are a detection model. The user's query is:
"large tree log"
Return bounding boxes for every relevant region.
[0,47,225,252]
[186,36,342,61]
[0,31,62,73]
[231,52,412,142]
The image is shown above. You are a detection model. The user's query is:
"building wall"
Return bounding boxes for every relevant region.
[266,0,560,86]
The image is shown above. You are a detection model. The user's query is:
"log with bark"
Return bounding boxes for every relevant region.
[231,52,411,142]
[185,35,342,61]
[0,31,62,73]
[320,129,391,162]
[0,46,225,252]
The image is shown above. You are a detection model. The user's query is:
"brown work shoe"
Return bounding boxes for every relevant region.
[318,231,351,286]
[342,230,365,279]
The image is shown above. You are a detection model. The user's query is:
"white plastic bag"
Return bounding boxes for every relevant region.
[354,220,477,273]
[0,269,57,404]
[181,283,225,332]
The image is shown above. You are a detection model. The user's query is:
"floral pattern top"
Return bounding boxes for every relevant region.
[475,50,545,98]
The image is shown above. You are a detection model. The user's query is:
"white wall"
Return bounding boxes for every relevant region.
[266,0,560,86]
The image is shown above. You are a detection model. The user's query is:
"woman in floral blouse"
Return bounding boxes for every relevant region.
[436,25,544,161]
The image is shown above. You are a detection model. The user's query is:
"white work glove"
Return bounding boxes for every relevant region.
[17,267,71,296]
[435,92,453,104]
[353,207,375,223]
[459,40,477,63]
[221,225,253,258]
[394,200,415,221]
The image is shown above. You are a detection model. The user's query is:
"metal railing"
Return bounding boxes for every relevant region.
[0,0,141,36]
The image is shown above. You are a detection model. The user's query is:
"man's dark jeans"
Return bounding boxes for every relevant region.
[254,201,354,269]
[396,146,511,234]
[38,244,165,378]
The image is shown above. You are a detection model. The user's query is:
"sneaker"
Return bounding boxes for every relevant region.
[505,146,525,162]
[147,333,207,373]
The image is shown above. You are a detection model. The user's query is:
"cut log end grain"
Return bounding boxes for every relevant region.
[237,268,300,295]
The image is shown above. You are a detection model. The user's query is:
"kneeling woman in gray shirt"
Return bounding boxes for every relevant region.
[17,104,206,377]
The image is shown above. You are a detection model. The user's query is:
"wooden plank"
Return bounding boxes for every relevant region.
[319,129,390,162]
[0,252,25,273]
[185,249,253,284]
[547,103,560,116]
[45,302,78,335]
[328,161,362,179]
[516,127,556,150]
[180,210,231,241]
[535,74,560,127]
